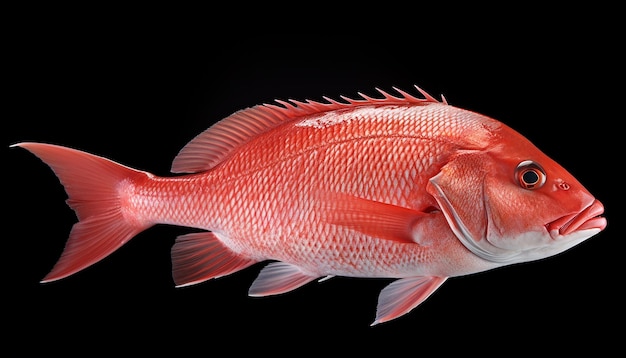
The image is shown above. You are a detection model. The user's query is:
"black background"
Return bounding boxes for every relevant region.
[5,4,623,358]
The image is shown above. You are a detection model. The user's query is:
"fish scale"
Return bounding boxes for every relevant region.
[12,86,605,325]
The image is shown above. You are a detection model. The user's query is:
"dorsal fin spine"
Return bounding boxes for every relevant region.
[340,95,358,104]
[322,96,345,106]
[414,85,438,102]
[375,87,397,100]
[392,87,414,100]
[274,99,296,110]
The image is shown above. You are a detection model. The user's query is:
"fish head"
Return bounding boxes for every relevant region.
[427,123,607,265]
[482,148,607,263]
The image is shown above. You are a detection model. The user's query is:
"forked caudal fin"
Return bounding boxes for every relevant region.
[11,142,153,282]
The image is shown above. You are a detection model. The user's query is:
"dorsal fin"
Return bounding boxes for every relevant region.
[171,85,443,173]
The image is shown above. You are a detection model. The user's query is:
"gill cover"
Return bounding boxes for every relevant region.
[426,152,521,263]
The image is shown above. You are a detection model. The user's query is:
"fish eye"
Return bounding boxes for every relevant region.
[515,160,546,190]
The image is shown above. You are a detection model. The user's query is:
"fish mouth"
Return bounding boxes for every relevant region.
[547,199,607,238]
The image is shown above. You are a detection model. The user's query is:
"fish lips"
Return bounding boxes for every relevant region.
[546,199,607,239]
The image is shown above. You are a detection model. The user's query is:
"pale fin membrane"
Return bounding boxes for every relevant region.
[171,232,257,287]
[248,262,318,296]
[372,276,447,325]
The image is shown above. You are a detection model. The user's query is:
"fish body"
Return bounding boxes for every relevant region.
[13,86,606,324]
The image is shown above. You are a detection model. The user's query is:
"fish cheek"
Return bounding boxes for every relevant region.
[483,180,552,250]
[484,182,527,235]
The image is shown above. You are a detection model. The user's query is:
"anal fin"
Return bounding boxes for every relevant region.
[171,232,257,287]
[248,262,318,296]
[372,276,447,325]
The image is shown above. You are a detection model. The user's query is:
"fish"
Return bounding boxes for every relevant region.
[12,85,607,325]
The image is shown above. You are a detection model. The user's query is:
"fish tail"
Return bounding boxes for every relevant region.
[12,142,152,283]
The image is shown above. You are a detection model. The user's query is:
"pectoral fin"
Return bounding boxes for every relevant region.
[372,276,447,325]
[318,192,427,244]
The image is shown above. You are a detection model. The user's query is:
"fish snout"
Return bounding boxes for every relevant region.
[547,199,607,238]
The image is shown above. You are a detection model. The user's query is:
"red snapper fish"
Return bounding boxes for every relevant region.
[13,86,606,325]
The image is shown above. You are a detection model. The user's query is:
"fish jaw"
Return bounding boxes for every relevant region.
[492,199,607,263]
[547,199,607,240]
